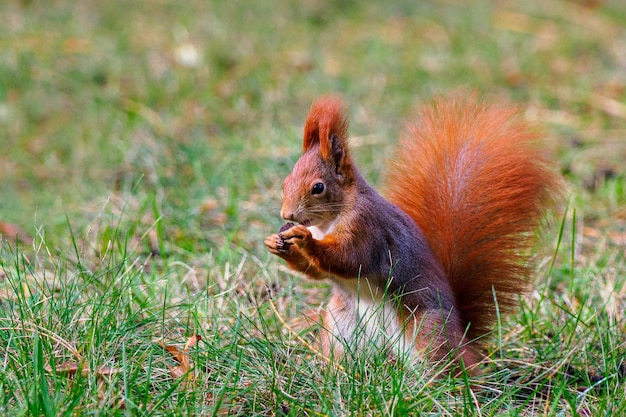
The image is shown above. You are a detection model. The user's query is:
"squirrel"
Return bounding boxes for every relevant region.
[264,94,562,373]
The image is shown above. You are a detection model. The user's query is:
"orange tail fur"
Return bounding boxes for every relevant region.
[386,95,562,343]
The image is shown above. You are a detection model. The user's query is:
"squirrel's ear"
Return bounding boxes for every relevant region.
[328,133,348,181]
[302,96,351,177]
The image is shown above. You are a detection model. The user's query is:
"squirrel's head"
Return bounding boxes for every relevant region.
[280,96,354,227]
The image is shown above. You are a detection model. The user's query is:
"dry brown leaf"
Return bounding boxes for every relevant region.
[200,198,218,212]
[148,229,160,256]
[590,93,626,119]
[169,366,187,379]
[45,361,121,377]
[184,334,202,351]
[45,361,83,376]
[62,38,91,54]
[96,366,122,376]
[162,344,183,362]
[608,231,626,246]
[161,334,202,383]
[583,226,602,239]
[0,222,33,245]
[96,372,126,411]
[583,226,626,246]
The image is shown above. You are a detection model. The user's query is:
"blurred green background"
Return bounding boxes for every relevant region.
[1,0,624,255]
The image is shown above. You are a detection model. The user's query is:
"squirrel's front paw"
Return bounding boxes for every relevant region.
[264,233,288,255]
[279,224,312,247]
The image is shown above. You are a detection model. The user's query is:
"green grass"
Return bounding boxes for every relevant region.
[1,0,625,415]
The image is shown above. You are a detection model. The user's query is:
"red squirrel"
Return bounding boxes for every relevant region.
[264,95,561,373]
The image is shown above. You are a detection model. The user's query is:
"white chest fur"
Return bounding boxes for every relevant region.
[326,281,416,359]
[307,218,338,240]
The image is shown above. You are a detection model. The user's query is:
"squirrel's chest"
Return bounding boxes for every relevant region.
[307,218,338,240]
[327,284,415,359]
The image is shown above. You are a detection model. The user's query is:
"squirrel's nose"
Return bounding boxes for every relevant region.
[280,208,295,221]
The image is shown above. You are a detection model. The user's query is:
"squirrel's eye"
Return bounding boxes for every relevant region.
[311,182,325,195]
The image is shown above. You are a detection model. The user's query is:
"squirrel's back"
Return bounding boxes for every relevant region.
[386,95,562,343]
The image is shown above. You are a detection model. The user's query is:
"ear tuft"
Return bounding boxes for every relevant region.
[302,96,349,160]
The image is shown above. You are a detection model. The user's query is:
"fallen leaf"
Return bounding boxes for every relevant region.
[45,361,121,377]
[200,198,218,212]
[161,334,202,384]
[583,226,602,239]
[0,222,33,245]
[148,229,160,256]
[62,38,91,54]
[184,334,202,350]
[163,344,184,362]
[45,361,83,376]
[169,365,187,379]
[96,366,122,376]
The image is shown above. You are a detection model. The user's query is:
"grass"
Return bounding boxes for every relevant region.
[1,0,625,415]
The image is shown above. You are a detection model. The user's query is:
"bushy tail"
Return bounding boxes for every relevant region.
[386,95,562,343]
